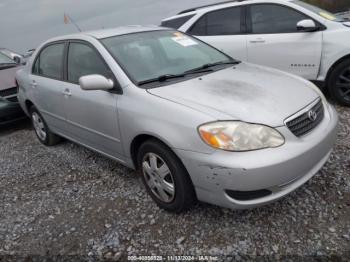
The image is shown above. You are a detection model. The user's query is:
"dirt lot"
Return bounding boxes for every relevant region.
[0,105,349,261]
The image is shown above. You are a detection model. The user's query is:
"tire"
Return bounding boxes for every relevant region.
[137,139,196,213]
[327,59,350,107]
[29,106,61,146]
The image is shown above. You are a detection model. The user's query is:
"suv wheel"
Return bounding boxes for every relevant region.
[328,59,350,106]
[137,139,196,212]
[30,106,61,146]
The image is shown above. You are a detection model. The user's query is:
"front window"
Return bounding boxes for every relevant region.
[292,0,345,22]
[189,7,242,36]
[250,4,309,34]
[67,42,111,84]
[101,30,233,85]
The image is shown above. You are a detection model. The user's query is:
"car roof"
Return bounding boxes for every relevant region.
[47,25,165,42]
[164,0,294,20]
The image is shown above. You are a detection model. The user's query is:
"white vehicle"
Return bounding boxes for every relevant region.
[0,48,23,64]
[161,0,350,106]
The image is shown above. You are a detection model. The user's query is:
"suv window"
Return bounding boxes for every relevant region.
[36,43,65,79]
[67,42,110,84]
[189,7,242,36]
[161,14,195,29]
[250,4,309,34]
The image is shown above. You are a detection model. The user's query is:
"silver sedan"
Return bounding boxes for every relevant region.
[16,26,338,212]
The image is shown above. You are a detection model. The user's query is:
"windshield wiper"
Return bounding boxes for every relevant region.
[184,60,240,74]
[138,73,185,86]
[137,60,241,86]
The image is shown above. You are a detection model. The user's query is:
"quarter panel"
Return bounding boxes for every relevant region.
[16,67,32,115]
[318,23,350,81]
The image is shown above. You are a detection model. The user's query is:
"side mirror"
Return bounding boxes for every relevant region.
[297,19,319,32]
[79,74,114,91]
[13,56,21,64]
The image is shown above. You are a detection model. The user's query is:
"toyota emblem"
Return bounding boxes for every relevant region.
[308,110,318,122]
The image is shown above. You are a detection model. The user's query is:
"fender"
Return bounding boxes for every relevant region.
[317,27,350,82]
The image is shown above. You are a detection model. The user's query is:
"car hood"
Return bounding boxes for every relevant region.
[147,63,319,127]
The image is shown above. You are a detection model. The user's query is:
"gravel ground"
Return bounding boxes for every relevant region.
[0,105,349,261]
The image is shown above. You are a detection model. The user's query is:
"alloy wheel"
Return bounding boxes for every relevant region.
[142,153,175,203]
[336,67,350,102]
[32,112,47,141]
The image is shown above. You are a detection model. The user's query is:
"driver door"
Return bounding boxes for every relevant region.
[246,4,322,80]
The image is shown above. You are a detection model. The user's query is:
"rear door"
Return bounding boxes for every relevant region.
[187,6,247,61]
[30,42,68,133]
[246,3,322,80]
[61,41,124,160]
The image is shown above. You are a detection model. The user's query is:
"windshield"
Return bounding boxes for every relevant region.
[101,30,233,84]
[0,52,16,65]
[292,0,345,22]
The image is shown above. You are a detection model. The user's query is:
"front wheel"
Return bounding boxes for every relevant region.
[328,59,350,107]
[137,139,196,213]
[30,106,61,146]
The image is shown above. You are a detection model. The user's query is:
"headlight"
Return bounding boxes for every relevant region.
[198,121,284,152]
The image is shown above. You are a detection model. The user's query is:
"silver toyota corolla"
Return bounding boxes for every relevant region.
[16,26,338,212]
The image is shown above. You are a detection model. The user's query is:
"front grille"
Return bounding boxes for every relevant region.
[286,99,324,137]
[0,87,17,98]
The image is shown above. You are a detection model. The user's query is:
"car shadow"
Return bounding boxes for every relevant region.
[0,117,31,136]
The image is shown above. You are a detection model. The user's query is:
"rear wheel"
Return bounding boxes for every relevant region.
[137,139,196,212]
[328,59,350,106]
[30,106,61,146]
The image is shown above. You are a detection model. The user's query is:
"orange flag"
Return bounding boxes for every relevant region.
[64,13,69,24]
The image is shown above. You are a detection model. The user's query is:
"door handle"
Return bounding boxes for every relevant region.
[250,39,266,44]
[31,81,37,88]
[62,89,72,97]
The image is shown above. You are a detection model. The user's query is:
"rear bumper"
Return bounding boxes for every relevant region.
[175,103,338,209]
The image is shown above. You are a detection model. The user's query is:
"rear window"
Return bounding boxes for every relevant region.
[34,43,65,79]
[188,7,242,36]
[161,14,195,29]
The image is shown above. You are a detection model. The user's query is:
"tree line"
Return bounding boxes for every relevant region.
[303,0,350,12]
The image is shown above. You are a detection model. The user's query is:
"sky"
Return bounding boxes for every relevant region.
[0,0,221,54]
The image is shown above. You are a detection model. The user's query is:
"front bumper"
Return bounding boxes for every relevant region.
[0,100,26,126]
[175,103,338,209]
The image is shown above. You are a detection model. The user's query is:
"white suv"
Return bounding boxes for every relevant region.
[161,0,350,106]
